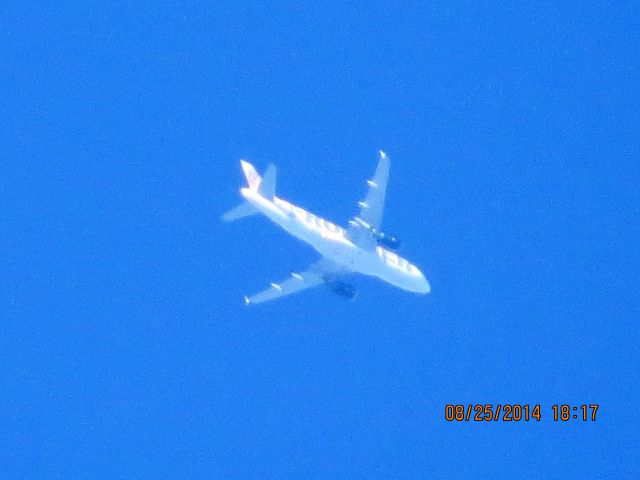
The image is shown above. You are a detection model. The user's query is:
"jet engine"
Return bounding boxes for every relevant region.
[373,230,401,250]
[324,277,357,300]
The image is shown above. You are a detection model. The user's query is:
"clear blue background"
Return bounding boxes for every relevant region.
[3,2,639,478]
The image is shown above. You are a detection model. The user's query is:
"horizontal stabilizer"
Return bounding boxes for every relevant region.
[221,201,258,222]
[259,164,276,198]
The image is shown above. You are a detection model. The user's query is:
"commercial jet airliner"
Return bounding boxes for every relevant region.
[222,151,430,304]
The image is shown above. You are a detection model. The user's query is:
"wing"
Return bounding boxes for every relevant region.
[348,150,390,250]
[244,258,344,305]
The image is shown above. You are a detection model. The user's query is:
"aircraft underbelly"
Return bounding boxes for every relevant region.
[287,225,402,285]
[286,220,352,261]
[243,191,427,293]
[275,213,411,287]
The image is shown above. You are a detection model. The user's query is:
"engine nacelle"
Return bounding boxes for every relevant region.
[374,231,401,250]
[324,277,357,300]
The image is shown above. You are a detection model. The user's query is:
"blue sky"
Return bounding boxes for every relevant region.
[3,2,639,478]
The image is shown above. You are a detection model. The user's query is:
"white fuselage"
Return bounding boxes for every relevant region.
[241,188,430,294]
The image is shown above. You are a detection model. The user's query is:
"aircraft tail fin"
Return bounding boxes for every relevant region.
[240,160,262,191]
[240,160,276,198]
[223,160,276,222]
[221,201,258,222]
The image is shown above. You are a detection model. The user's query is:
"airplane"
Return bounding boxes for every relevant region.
[221,150,430,304]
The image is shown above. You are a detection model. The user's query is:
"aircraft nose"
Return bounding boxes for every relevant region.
[417,272,431,294]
